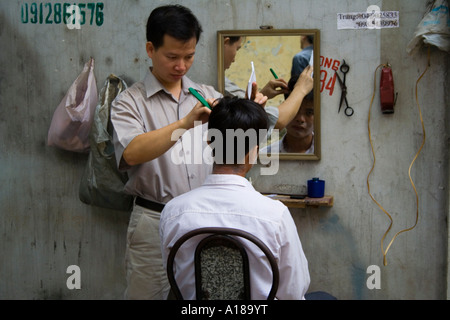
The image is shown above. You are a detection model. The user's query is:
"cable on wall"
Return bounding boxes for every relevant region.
[367,47,429,266]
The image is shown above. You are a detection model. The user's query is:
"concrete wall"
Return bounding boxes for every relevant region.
[0,0,448,299]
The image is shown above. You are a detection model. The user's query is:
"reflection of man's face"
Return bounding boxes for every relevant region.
[300,35,312,50]
[300,36,307,49]
[286,100,314,139]
[224,37,243,70]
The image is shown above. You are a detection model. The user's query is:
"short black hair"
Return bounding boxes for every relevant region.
[227,36,242,45]
[208,97,269,164]
[146,5,203,49]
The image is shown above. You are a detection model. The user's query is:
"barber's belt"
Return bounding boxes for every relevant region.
[135,196,165,212]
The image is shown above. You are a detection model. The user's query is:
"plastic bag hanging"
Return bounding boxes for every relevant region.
[79,74,134,211]
[47,57,98,153]
[406,0,450,55]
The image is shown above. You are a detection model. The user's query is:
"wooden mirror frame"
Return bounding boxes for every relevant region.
[217,29,321,160]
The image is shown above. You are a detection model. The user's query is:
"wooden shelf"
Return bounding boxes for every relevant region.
[263,194,334,208]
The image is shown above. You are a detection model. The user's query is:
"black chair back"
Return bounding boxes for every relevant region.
[166,227,279,300]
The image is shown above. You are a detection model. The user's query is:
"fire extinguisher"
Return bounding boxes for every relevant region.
[379,64,397,114]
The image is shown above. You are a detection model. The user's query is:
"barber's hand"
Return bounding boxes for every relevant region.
[248,82,268,107]
[207,98,220,109]
[182,101,212,129]
[260,79,289,99]
[293,65,314,96]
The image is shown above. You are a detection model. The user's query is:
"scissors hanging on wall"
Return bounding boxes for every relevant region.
[335,60,354,117]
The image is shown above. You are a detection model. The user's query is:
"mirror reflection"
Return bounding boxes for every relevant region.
[217,29,320,160]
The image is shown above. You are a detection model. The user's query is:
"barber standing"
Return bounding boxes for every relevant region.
[111,5,220,300]
[111,5,266,300]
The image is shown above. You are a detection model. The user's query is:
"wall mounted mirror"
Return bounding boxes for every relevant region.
[217,29,320,160]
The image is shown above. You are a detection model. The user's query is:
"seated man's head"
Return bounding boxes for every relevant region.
[286,92,314,140]
[208,97,269,170]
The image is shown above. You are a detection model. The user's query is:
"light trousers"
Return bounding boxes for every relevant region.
[124,204,170,300]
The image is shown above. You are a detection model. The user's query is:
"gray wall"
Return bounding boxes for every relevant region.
[0,0,448,299]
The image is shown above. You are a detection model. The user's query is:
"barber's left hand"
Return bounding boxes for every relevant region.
[260,79,289,99]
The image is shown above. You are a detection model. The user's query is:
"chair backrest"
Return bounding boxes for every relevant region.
[195,233,251,300]
[166,227,279,300]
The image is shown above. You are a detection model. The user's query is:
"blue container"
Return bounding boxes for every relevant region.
[307,178,325,198]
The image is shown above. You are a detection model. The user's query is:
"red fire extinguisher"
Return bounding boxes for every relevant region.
[379,65,397,114]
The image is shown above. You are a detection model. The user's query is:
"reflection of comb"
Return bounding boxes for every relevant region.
[270,68,278,79]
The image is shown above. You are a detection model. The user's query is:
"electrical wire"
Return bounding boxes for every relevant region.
[367,47,429,266]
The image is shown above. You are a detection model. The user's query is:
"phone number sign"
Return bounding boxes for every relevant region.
[20,2,104,28]
[337,6,399,30]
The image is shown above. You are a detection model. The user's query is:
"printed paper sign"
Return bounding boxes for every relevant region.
[337,10,399,30]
